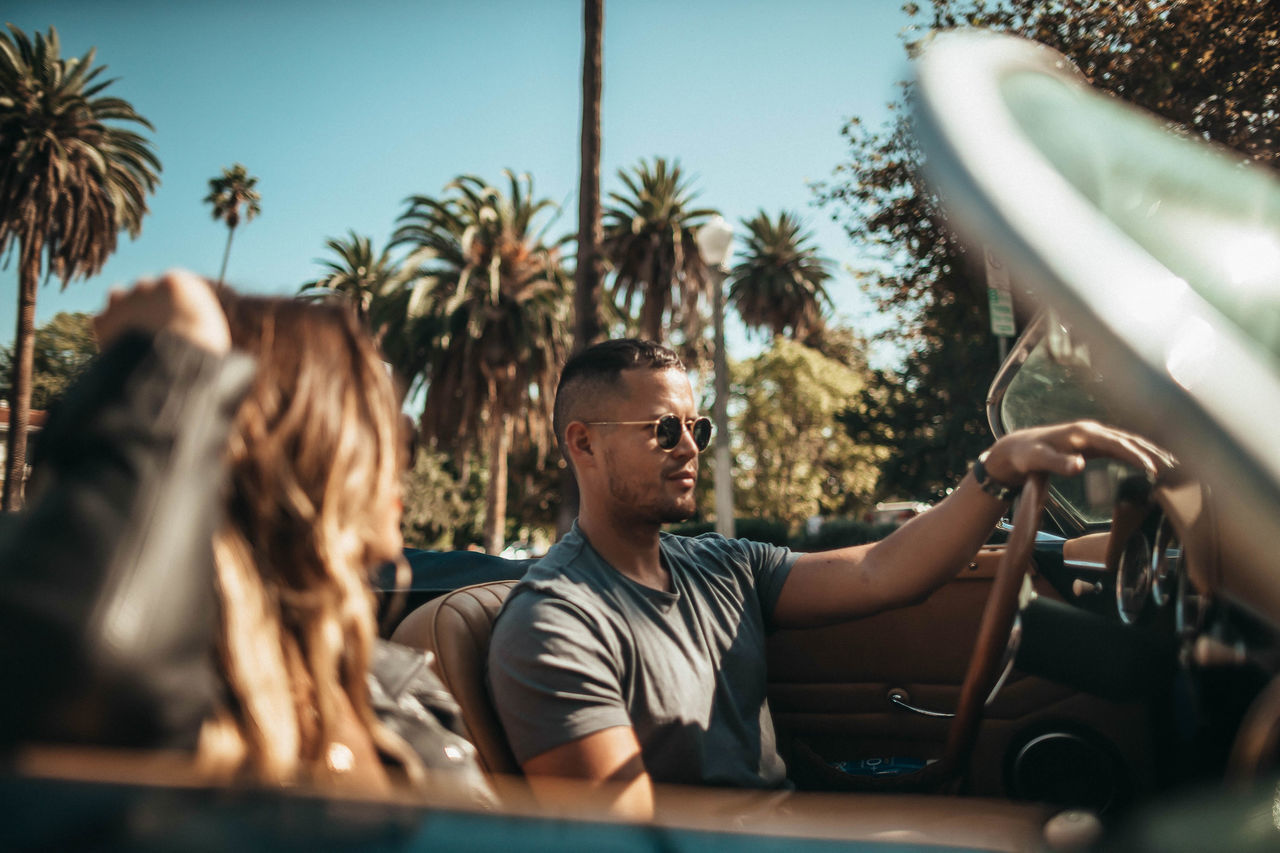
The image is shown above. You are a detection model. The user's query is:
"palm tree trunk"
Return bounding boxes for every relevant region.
[573,0,604,352]
[3,251,40,510]
[561,0,605,536]
[640,292,665,342]
[217,223,237,286]
[640,252,669,342]
[483,402,512,555]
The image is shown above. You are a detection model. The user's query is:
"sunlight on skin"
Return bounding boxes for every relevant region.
[522,726,654,821]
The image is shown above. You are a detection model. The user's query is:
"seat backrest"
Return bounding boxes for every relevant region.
[389,580,520,776]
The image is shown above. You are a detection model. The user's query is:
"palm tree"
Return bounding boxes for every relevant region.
[728,210,834,342]
[0,25,160,509]
[298,230,410,322]
[601,157,716,344]
[575,0,605,353]
[391,170,571,554]
[562,0,606,535]
[299,231,426,403]
[204,163,260,285]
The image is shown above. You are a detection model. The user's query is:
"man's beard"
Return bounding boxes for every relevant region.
[655,500,696,524]
[603,454,697,524]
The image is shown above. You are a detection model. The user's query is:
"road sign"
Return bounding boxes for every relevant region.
[984,247,1017,337]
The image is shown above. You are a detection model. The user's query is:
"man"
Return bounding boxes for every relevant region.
[487,339,1166,817]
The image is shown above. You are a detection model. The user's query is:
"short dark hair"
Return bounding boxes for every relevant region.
[553,339,684,464]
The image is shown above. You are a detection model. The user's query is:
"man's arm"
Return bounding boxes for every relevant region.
[521,726,654,820]
[773,421,1172,628]
[487,592,650,815]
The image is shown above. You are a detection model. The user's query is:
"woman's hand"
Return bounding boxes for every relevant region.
[95,270,230,355]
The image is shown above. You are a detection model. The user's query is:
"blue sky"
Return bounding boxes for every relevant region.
[3,0,917,363]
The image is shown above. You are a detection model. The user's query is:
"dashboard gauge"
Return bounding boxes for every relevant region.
[1115,531,1152,625]
[1150,517,1181,608]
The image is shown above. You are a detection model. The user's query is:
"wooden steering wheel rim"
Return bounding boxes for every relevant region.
[939,472,1050,783]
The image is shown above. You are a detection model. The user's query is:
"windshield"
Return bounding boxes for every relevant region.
[998,318,1144,527]
[1002,70,1280,368]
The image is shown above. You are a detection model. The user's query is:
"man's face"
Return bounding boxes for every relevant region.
[594,367,702,525]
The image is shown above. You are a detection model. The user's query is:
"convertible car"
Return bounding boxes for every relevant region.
[7,29,1280,852]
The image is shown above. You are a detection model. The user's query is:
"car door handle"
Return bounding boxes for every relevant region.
[887,688,956,718]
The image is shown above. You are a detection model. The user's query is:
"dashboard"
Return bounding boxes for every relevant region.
[1023,475,1280,784]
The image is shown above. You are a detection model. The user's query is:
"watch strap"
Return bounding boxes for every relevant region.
[972,453,1022,502]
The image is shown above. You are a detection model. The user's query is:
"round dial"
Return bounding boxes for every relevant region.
[1115,531,1152,625]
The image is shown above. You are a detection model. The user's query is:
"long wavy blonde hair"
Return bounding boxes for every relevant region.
[198,292,417,790]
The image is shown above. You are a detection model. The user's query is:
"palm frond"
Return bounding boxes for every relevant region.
[385,170,571,457]
[728,210,833,341]
[600,156,716,342]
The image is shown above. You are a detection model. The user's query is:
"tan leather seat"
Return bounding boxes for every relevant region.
[390,580,520,776]
[388,579,1075,851]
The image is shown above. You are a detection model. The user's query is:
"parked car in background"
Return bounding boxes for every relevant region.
[10,30,1280,852]
[864,500,931,527]
[498,540,540,561]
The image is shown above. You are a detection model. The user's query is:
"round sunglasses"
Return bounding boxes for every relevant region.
[585,414,713,452]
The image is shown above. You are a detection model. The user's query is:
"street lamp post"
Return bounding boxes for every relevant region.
[696,215,735,539]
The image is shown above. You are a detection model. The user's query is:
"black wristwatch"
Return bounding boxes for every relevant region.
[972,451,1022,502]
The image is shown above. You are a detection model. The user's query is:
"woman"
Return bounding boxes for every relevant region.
[197,289,416,792]
[2,272,484,798]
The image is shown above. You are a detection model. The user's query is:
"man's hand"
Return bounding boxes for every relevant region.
[775,419,1175,628]
[94,270,230,355]
[979,420,1175,488]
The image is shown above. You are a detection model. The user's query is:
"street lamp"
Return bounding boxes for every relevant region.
[696,215,735,539]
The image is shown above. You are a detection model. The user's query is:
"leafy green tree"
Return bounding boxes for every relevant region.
[0,25,160,509]
[204,163,260,285]
[401,421,559,552]
[601,157,717,346]
[400,446,484,550]
[731,337,883,530]
[803,323,873,370]
[298,230,412,323]
[503,440,564,545]
[390,170,571,554]
[817,102,995,501]
[818,0,1280,501]
[916,0,1280,166]
[728,210,833,342]
[0,312,97,411]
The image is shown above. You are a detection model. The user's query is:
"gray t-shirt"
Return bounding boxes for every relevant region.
[487,522,798,789]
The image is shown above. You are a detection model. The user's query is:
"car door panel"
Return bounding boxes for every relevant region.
[766,543,1154,802]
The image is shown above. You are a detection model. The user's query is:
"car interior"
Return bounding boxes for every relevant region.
[11,27,1280,853]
